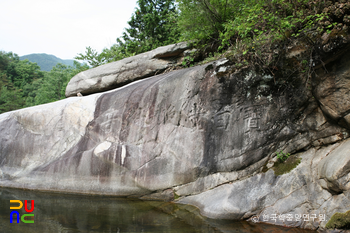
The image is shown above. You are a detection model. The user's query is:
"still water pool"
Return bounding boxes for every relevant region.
[0,188,317,233]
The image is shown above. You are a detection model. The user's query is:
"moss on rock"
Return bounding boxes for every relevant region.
[174,192,180,200]
[326,210,350,229]
[272,154,301,176]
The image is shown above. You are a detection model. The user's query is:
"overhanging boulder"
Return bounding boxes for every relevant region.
[65,42,190,97]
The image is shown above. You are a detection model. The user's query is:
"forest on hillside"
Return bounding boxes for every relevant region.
[1,0,349,113]
[20,53,78,71]
[0,52,89,113]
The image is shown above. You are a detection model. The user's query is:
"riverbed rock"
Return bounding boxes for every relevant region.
[65,42,190,97]
[178,143,350,230]
[1,41,350,232]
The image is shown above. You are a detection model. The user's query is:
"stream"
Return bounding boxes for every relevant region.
[0,187,318,233]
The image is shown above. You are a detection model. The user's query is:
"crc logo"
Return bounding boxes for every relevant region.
[10,200,35,223]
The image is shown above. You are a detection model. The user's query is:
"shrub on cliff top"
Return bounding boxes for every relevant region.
[178,0,350,70]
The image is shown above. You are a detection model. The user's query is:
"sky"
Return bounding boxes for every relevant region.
[0,0,138,60]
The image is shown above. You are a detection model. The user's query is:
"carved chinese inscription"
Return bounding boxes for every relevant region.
[244,107,261,129]
[215,112,231,130]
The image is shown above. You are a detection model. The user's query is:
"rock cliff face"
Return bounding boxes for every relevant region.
[1,42,350,231]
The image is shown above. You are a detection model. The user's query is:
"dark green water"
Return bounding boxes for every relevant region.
[0,188,317,233]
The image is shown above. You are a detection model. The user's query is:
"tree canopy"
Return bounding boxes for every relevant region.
[118,0,180,54]
[76,0,180,67]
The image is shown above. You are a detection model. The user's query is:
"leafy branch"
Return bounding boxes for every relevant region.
[276,150,291,162]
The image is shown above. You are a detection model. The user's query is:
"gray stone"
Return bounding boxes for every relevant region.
[140,189,174,202]
[313,51,350,129]
[1,40,350,232]
[174,157,267,197]
[152,42,190,58]
[177,144,350,230]
[65,42,190,97]
[318,138,350,193]
[0,95,98,180]
[3,61,316,196]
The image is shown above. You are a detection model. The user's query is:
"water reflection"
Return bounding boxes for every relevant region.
[0,188,317,233]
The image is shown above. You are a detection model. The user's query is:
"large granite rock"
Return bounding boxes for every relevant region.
[313,51,350,129]
[65,42,190,97]
[1,42,350,232]
[178,142,350,230]
[318,139,350,194]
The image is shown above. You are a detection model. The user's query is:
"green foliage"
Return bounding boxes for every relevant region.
[176,0,340,70]
[0,86,24,113]
[276,150,291,162]
[208,0,349,84]
[220,0,320,47]
[0,51,89,113]
[181,52,196,67]
[75,44,136,68]
[174,192,180,200]
[34,62,89,105]
[220,1,263,45]
[10,60,43,89]
[326,210,350,229]
[0,51,44,113]
[177,0,247,42]
[119,0,180,54]
[273,154,301,176]
[197,51,223,65]
[75,46,108,68]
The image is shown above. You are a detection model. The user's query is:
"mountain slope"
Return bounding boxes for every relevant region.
[20,53,77,71]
